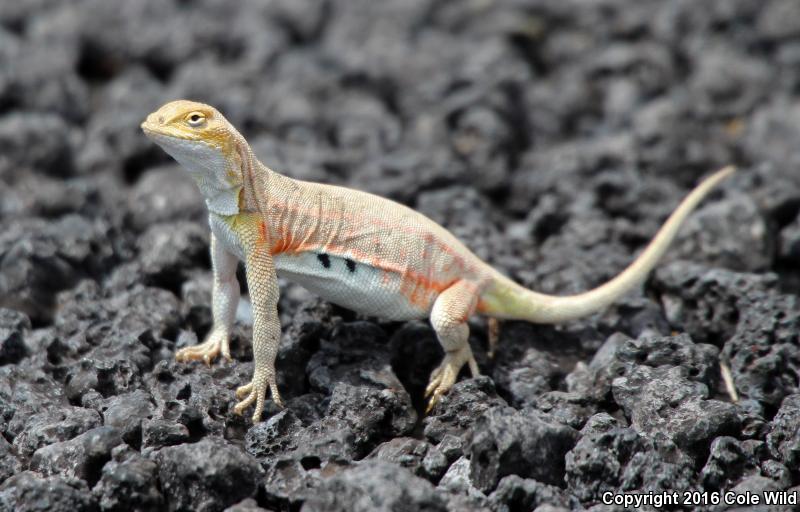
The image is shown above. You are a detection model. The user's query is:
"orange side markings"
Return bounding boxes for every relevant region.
[269,232,456,309]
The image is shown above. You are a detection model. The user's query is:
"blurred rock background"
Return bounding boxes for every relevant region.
[0,0,799,510]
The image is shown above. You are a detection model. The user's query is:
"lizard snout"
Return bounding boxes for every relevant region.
[140,113,164,135]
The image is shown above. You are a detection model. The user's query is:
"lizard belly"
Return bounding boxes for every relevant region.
[274,252,427,321]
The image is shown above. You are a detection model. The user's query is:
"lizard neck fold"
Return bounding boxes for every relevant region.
[202,184,242,216]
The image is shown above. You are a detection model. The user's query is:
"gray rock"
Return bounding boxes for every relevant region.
[653,261,777,344]
[12,405,102,458]
[0,472,97,512]
[0,1,799,510]
[532,391,598,431]
[438,456,487,502]
[612,364,741,452]
[141,418,190,451]
[261,458,320,510]
[245,408,303,460]
[65,358,144,406]
[156,437,264,512]
[491,343,560,409]
[30,425,122,485]
[276,298,333,397]
[423,376,506,444]
[101,390,156,446]
[137,221,209,290]
[127,166,206,231]
[671,193,772,272]
[223,498,269,512]
[489,475,574,512]
[766,394,800,467]
[724,293,800,407]
[0,308,29,365]
[0,435,21,484]
[779,213,800,262]
[468,406,578,492]
[700,436,761,491]
[93,446,163,512]
[0,111,74,176]
[301,459,449,512]
[0,215,116,323]
[367,437,439,480]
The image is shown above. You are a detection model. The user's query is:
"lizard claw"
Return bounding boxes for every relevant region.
[235,382,252,400]
[175,328,231,366]
[423,345,480,414]
[233,369,283,422]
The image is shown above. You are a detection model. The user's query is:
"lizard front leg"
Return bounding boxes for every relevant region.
[176,233,239,365]
[233,241,283,422]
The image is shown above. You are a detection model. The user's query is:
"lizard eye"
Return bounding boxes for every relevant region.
[186,111,206,127]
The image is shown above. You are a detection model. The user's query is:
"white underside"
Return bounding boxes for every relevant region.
[274,252,425,320]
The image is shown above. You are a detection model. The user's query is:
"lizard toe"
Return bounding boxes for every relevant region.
[235,382,253,400]
[233,391,256,416]
[233,373,281,421]
[175,330,229,365]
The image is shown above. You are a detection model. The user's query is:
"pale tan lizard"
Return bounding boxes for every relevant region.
[141,99,735,422]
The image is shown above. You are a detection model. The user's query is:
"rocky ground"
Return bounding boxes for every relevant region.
[1,0,799,511]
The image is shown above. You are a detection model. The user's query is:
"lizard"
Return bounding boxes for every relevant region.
[141,99,736,423]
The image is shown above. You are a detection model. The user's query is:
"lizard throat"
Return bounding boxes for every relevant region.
[151,133,243,216]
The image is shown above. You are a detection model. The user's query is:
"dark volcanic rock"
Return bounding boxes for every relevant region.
[0,435,21,484]
[423,376,507,444]
[565,413,694,503]
[100,389,156,446]
[93,447,163,511]
[0,307,29,365]
[1,0,798,510]
[723,293,800,408]
[672,192,772,272]
[156,437,264,512]
[468,406,578,492]
[700,436,762,491]
[612,364,741,453]
[0,111,74,176]
[0,215,116,323]
[653,261,777,345]
[12,405,103,459]
[223,499,269,512]
[489,475,574,512]
[0,472,97,512]
[127,166,206,231]
[137,221,209,290]
[30,426,122,484]
[766,394,800,467]
[301,459,449,512]
[367,437,444,481]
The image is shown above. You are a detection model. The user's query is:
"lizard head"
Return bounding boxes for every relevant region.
[141,100,247,191]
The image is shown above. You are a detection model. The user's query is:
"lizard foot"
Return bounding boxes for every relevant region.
[233,369,284,422]
[424,344,479,413]
[175,328,231,366]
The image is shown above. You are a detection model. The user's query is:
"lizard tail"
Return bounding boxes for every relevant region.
[479,165,736,324]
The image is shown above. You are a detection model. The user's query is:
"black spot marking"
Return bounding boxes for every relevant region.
[345,258,356,273]
[317,253,331,269]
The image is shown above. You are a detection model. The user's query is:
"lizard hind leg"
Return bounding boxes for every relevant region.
[425,281,480,413]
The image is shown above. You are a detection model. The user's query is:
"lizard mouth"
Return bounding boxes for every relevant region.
[140,121,196,142]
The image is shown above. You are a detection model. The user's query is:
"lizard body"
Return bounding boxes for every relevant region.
[142,100,735,422]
